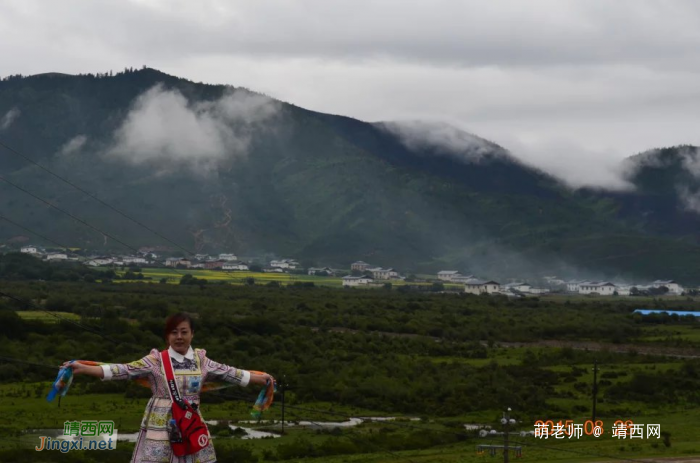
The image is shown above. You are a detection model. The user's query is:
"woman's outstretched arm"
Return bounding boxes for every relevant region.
[62,349,159,381]
[62,361,104,378]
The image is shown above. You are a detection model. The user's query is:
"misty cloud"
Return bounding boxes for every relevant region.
[379,120,505,163]
[504,137,634,191]
[58,135,87,156]
[3,1,700,189]
[677,185,700,214]
[680,146,700,178]
[0,107,20,130]
[107,84,279,174]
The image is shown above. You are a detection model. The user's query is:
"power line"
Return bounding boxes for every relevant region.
[0,214,72,250]
[0,138,197,257]
[0,355,58,370]
[0,173,137,252]
[0,208,260,338]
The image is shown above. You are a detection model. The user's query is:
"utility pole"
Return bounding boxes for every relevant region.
[592,359,599,423]
[502,408,515,463]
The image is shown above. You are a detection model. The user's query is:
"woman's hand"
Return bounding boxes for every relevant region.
[61,361,103,378]
[251,372,275,387]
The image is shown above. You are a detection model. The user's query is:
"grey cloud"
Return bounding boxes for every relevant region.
[58,135,87,156]
[681,147,700,178]
[0,107,20,130]
[503,137,634,191]
[378,120,506,163]
[2,0,700,190]
[4,1,700,71]
[107,84,279,175]
[678,185,700,214]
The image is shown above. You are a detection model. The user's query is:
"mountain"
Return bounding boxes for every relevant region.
[2,68,700,282]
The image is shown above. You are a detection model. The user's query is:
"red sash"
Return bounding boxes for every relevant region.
[161,350,210,456]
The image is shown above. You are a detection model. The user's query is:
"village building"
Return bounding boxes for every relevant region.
[123,256,148,264]
[451,274,476,284]
[650,280,683,295]
[437,271,460,281]
[368,267,399,280]
[87,256,113,266]
[205,259,226,270]
[464,280,501,295]
[566,280,586,293]
[223,261,249,271]
[342,275,374,287]
[579,282,616,295]
[270,259,300,270]
[165,257,182,267]
[219,253,237,261]
[263,267,285,273]
[616,285,633,296]
[503,282,532,293]
[308,267,335,276]
[350,261,371,271]
[45,252,68,261]
[21,245,41,254]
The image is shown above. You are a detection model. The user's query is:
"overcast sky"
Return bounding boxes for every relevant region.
[2,0,700,188]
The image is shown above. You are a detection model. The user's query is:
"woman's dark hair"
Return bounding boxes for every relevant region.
[164,312,195,339]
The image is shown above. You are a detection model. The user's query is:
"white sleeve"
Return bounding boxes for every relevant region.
[100,364,113,381]
[240,370,251,387]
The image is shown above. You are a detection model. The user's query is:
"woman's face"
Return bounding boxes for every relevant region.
[168,321,194,354]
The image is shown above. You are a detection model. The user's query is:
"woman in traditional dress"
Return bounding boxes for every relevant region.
[63,312,274,463]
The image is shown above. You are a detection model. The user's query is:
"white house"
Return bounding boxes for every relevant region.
[270,259,299,270]
[21,245,40,254]
[87,257,113,266]
[165,257,181,267]
[195,254,209,261]
[616,285,633,296]
[368,267,399,280]
[351,261,371,271]
[46,252,68,261]
[123,256,147,264]
[503,282,532,293]
[451,274,476,284]
[342,275,374,287]
[650,280,683,295]
[464,280,501,295]
[437,271,460,281]
[567,280,586,293]
[223,261,249,271]
[219,253,237,261]
[579,282,616,295]
[308,267,334,276]
[263,267,285,273]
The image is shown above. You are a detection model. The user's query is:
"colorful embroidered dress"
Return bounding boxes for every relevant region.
[101,346,250,463]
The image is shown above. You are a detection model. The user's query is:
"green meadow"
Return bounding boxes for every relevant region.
[3,270,700,461]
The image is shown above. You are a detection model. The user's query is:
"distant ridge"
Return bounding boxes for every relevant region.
[2,69,700,282]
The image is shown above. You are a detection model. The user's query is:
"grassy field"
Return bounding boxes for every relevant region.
[3,376,699,462]
[108,267,465,290]
[15,311,80,322]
